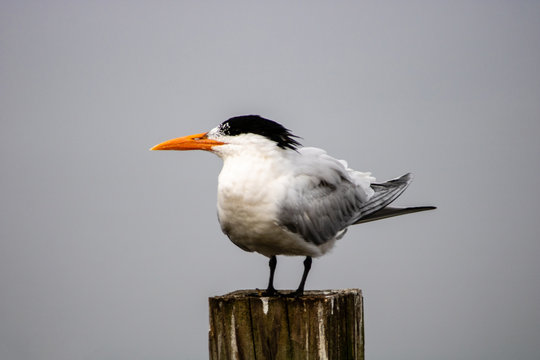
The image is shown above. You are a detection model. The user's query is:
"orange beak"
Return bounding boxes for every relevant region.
[150,132,225,151]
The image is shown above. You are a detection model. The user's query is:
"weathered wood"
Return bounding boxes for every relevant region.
[209,289,364,360]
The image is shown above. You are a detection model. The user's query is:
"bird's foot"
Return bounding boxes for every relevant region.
[261,287,279,297]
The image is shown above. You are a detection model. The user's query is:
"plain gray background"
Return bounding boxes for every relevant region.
[1,1,539,359]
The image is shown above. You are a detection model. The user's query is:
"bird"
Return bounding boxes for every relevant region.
[151,115,435,296]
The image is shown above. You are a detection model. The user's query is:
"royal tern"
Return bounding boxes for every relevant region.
[151,115,435,296]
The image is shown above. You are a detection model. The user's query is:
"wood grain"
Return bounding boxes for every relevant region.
[209,289,364,360]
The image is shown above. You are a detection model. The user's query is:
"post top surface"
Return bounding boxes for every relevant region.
[209,288,362,300]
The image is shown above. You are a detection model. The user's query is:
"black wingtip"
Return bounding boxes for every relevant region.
[393,173,413,184]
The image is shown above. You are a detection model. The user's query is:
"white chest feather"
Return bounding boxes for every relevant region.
[217,154,285,241]
[214,149,321,257]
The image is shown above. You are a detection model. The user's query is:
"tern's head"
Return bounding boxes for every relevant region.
[150,115,301,155]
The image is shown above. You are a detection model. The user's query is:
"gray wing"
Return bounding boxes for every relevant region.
[278,173,415,246]
[278,175,365,245]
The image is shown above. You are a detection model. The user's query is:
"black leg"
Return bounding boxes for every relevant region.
[291,256,312,297]
[263,255,278,296]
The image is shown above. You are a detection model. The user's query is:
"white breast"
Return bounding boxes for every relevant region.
[215,145,324,257]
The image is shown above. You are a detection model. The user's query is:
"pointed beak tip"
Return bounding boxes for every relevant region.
[150,132,224,152]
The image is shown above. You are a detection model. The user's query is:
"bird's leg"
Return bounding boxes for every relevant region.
[263,255,278,296]
[289,256,312,297]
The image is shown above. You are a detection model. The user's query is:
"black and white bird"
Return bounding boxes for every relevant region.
[151,115,435,296]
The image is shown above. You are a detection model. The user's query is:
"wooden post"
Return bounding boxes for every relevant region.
[209,289,364,360]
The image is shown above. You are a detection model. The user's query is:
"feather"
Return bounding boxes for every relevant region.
[354,206,436,224]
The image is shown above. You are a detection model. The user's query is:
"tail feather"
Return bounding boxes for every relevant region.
[357,173,413,218]
[354,173,436,224]
[354,206,436,224]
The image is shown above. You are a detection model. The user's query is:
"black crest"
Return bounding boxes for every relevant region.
[218,115,301,150]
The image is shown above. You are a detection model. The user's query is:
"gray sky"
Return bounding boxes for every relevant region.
[1,1,539,359]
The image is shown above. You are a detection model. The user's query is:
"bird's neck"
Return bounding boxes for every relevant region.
[216,144,293,204]
[219,149,285,185]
